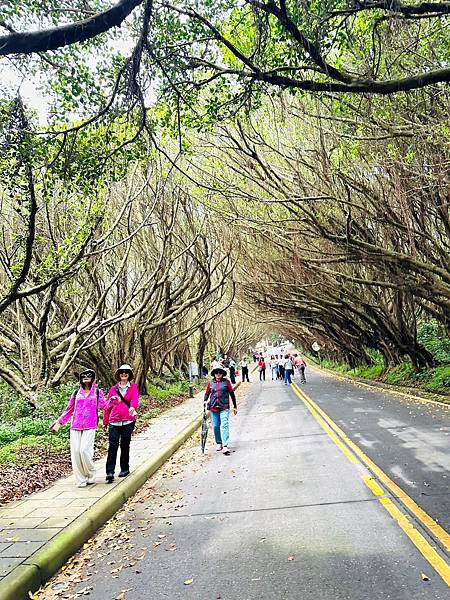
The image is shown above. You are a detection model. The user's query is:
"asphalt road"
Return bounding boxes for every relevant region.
[41,372,450,600]
[301,367,450,532]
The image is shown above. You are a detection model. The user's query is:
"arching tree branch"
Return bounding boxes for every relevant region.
[0,0,145,56]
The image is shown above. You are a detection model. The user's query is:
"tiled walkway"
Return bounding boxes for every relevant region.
[0,392,205,582]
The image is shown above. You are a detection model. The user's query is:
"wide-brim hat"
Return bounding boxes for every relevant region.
[115,364,134,381]
[211,367,227,377]
[79,368,96,383]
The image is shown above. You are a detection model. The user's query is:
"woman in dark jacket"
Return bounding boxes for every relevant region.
[204,367,237,455]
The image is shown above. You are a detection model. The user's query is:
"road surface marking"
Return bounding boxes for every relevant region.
[291,382,450,585]
[291,385,360,465]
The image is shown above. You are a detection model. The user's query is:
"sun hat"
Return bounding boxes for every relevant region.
[79,369,96,383]
[115,364,134,381]
[211,367,227,377]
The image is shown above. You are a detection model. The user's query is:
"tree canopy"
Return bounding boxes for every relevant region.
[0,0,449,397]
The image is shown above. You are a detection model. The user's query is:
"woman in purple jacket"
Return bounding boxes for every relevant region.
[51,369,107,488]
[204,367,237,455]
[103,364,139,483]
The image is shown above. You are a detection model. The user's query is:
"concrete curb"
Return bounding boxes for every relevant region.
[0,412,203,600]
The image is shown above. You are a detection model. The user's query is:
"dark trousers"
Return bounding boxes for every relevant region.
[278,365,285,380]
[299,366,306,383]
[242,367,249,382]
[106,422,135,474]
[259,368,266,381]
[229,367,236,384]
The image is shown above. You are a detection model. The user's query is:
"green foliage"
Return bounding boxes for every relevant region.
[422,366,450,393]
[0,381,75,427]
[0,417,52,446]
[0,433,69,465]
[146,380,191,401]
[320,359,350,373]
[321,355,449,396]
[384,363,416,385]
[417,320,450,364]
[34,382,77,420]
[350,364,384,379]
[0,382,30,422]
[139,408,164,422]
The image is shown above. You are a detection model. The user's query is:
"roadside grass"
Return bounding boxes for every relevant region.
[317,358,449,399]
[0,433,69,466]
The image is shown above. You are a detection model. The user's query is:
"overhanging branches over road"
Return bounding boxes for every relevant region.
[1,0,450,98]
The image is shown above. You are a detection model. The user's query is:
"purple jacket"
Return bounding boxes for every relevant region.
[58,380,107,430]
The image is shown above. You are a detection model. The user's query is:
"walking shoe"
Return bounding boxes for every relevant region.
[77,481,87,488]
[86,479,96,486]
[222,446,230,455]
[216,444,223,451]
[106,473,114,483]
[118,470,130,478]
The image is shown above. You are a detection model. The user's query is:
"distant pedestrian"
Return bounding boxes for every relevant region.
[51,369,107,488]
[269,356,279,380]
[298,356,307,383]
[204,367,237,455]
[103,364,139,483]
[284,355,294,385]
[258,357,266,381]
[229,357,237,384]
[278,355,285,381]
[240,357,250,382]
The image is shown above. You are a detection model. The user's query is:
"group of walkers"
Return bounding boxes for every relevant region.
[211,354,250,383]
[51,364,138,488]
[51,350,306,486]
[257,353,307,384]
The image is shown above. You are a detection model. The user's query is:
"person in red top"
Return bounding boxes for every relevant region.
[204,367,237,455]
[103,364,139,483]
[258,357,266,381]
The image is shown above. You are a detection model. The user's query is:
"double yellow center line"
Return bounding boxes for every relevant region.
[291,382,450,586]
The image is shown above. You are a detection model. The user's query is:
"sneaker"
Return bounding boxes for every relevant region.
[222,446,230,455]
[118,470,130,478]
[77,481,87,488]
[86,479,96,486]
[106,473,114,483]
[216,444,223,451]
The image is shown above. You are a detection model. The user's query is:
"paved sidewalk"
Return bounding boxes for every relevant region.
[0,390,208,597]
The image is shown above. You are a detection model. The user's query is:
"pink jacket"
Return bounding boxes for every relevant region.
[58,381,107,430]
[103,383,139,425]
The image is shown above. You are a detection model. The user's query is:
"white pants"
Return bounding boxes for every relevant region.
[70,429,96,486]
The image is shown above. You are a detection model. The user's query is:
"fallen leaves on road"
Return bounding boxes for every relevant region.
[32,432,205,599]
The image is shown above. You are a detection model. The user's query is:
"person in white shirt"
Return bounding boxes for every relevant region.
[240,357,250,382]
[269,356,279,380]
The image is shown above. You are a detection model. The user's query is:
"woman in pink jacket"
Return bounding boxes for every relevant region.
[51,369,107,487]
[103,364,139,483]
